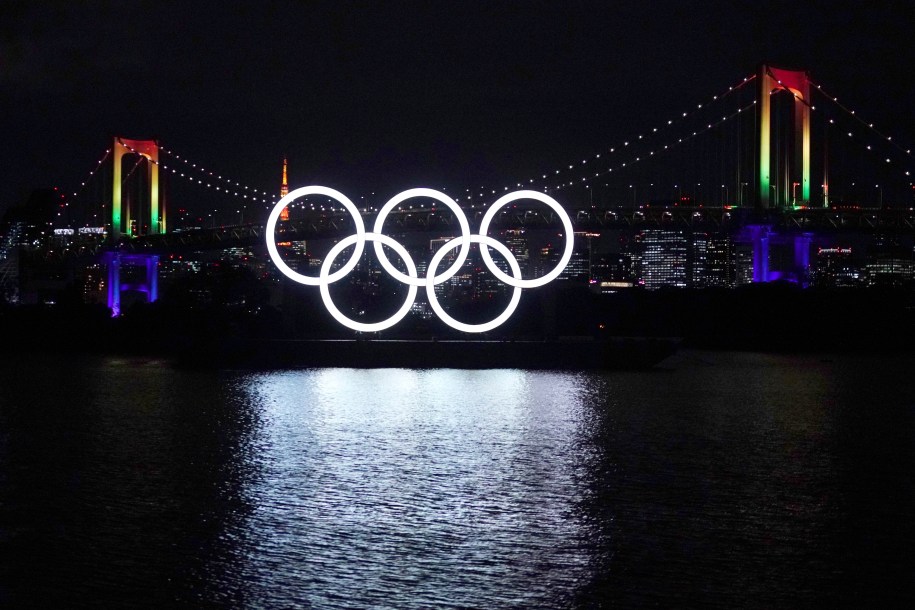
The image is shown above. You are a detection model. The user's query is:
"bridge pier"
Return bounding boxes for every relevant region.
[737,226,815,285]
[794,233,813,287]
[102,252,159,316]
[744,225,770,282]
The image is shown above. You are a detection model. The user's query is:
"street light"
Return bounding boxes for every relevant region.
[792,181,800,205]
[629,184,636,207]
[876,184,883,206]
[721,184,728,206]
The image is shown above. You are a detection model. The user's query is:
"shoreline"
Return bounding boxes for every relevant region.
[176,336,682,370]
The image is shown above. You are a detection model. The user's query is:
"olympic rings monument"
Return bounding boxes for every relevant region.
[262,186,677,368]
[266,186,574,334]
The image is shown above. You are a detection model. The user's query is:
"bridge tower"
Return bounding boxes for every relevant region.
[106,137,163,315]
[112,137,164,239]
[757,64,811,209]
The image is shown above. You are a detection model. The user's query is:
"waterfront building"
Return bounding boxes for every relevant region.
[632,229,688,289]
[865,254,913,287]
[158,255,202,282]
[430,237,457,267]
[500,229,531,277]
[536,243,558,280]
[590,252,628,280]
[735,244,754,286]
[627,230,754,289]
[537,232,596,282]
[702,235,732,287]
[864,237,914,287]
[703,235,753,287]
[80,263,106,305]
[273,239,312,273]
[813,247,861,288]
[688,232,709,287]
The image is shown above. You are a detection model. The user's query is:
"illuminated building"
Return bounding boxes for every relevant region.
[865,257,913,287]
[430,237,455,261]
[736,244,754,285]
[500,229,530,276]
[568,232,598,280]
[813,247,860,288]
[274,240,311,273]
[279,157,290,221]
[688,232,709,286]
[588,252,634,293]
[430,236,468,297]
[860,236,913,287]
[864,244,913,287]
[702,235,753,287]
[427,237,513,305]
[633,229,688,288]
[627,230,754,289]
[220,246,257,261]
[538,232,596,282]
[702,235,730,287]
[80,263,106,304]
[158,254,202,282]
[537,244,558,280]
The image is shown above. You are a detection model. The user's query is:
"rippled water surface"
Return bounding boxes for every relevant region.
[1,351,914,608]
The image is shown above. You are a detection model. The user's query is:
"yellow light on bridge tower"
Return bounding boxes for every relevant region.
[111,137,164,239]
[757,65,811,209]
[280,157,290,221]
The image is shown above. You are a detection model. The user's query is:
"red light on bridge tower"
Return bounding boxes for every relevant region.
[757,65,811,209]
[112,137,164,240]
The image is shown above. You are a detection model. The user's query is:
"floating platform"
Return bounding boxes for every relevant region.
[216,337,680,370]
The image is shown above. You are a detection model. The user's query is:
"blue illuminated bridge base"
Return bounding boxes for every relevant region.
[102,252,159,316]
[176,338,680,370]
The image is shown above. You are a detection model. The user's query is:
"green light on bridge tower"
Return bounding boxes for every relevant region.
[757,65,811,209]
[112,137,164,240]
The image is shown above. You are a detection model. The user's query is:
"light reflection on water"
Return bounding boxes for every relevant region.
[2,352,915,608]
[235,369,596,608]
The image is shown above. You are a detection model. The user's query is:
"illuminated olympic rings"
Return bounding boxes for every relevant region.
[266,186,574,333]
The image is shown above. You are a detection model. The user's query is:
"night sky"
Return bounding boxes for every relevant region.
[2,1,913,218]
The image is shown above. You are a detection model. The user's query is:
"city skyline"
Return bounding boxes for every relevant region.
[5,6,915,608]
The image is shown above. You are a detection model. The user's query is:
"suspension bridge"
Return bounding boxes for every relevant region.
[3,64,914,311]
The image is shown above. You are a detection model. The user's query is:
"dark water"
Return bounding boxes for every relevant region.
[1,351,914,608]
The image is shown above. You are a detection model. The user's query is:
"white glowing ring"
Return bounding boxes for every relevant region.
[266,186,574,334]
[425,234,523,334]
[319,232,419,333]
[266,186,366,286]
[478,190,574,288]
[373,188,472,286]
